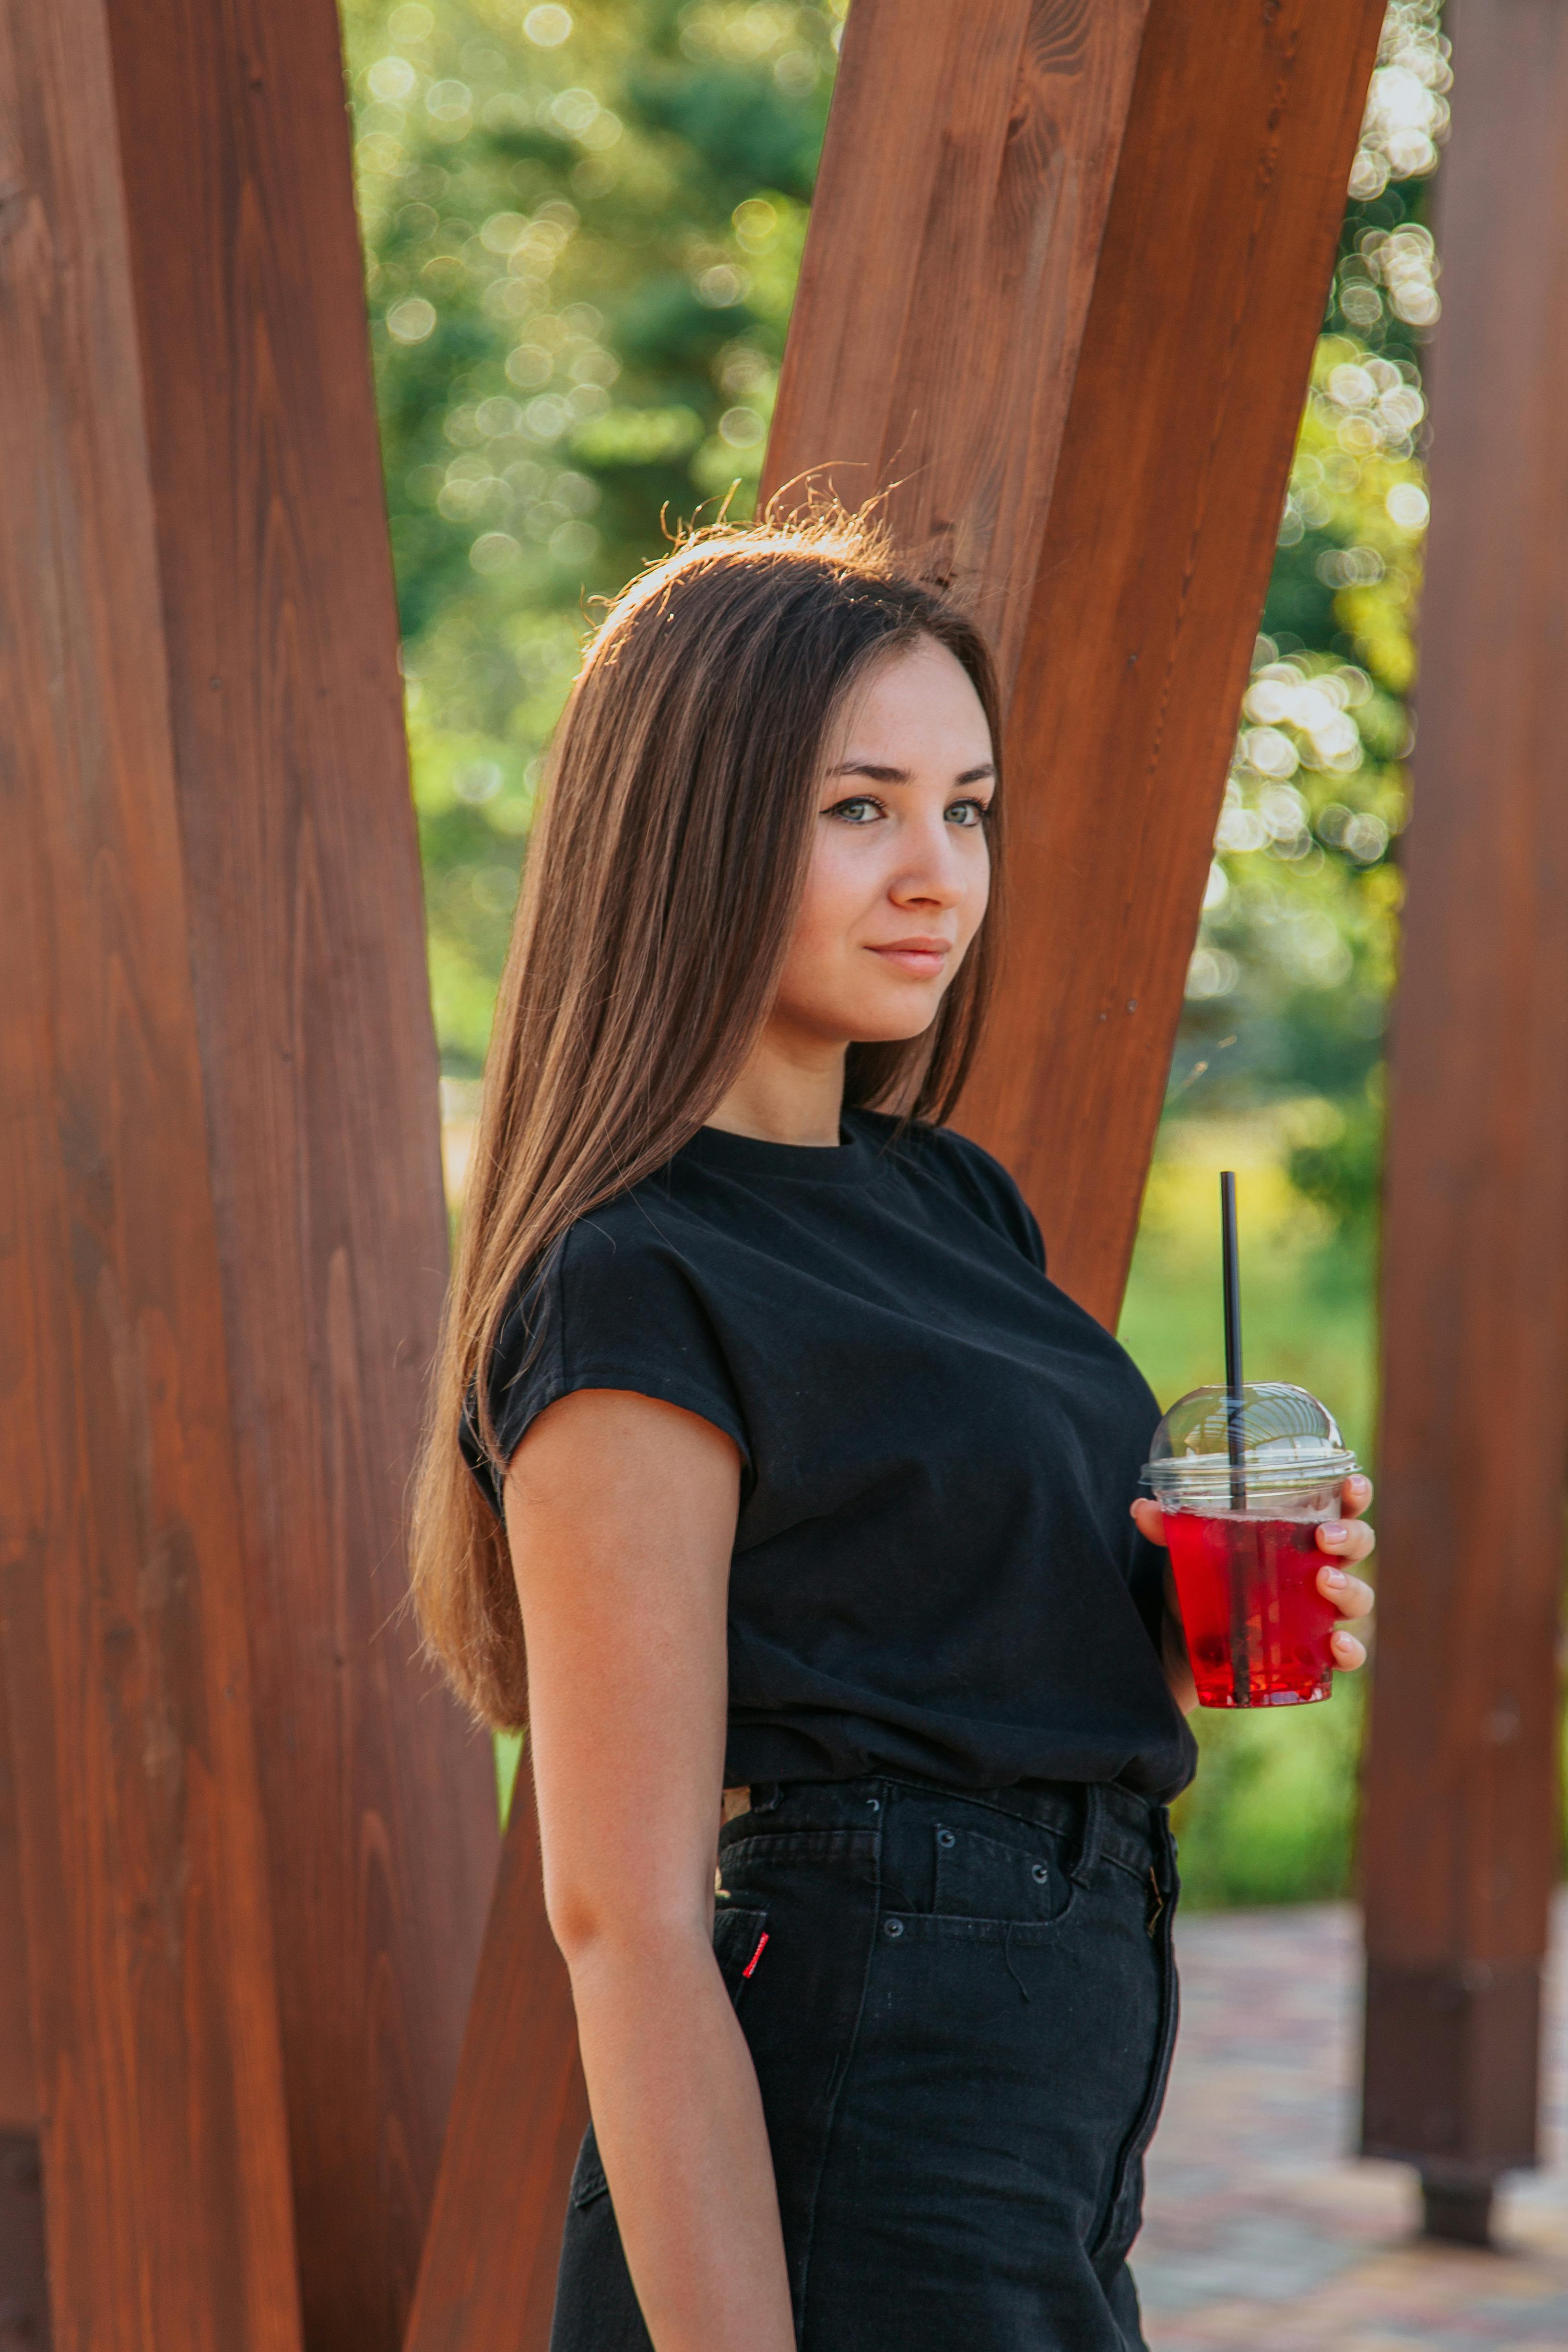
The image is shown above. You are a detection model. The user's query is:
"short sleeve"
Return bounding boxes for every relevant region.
[460,1212,751,1518]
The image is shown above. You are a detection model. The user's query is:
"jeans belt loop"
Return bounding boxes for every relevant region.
[721,1780,785,1822]
[1070,1783,1106,1887]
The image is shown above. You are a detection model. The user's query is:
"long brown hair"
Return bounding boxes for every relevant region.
[410,506,1005,1727]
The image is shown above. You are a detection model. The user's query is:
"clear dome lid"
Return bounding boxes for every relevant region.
[1142,1382,1356,1501]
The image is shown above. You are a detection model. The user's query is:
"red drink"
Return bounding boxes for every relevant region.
[1144,1386,1355,1712]
[1162,1509,1338,1707]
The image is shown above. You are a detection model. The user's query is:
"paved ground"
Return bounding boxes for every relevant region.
[1134,1894,1568,2350]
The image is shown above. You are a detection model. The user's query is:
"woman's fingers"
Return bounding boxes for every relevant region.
[1317,1565,1374,1619]
[1331,1628,1367,1670]
[1316,1517,1375,1565]
[1130,1497,1169,1547]
[1341,1472,1374,1519]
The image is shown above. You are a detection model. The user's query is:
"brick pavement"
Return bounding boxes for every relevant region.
[1133,1894,1568,2349]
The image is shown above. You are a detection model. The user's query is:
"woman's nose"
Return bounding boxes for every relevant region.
[890,830,968,906]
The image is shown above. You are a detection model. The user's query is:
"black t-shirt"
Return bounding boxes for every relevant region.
[464,1109,1196,1805]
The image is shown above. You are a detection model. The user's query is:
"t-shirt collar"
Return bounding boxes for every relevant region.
[680,1115,879,1186]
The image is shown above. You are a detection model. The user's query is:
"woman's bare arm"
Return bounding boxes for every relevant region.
[504,1387,795,2352]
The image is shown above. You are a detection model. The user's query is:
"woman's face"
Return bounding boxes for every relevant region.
[770,634,996,1053]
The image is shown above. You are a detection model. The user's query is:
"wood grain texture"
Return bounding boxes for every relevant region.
[765,0,1153,698]
[768,0,1387,1326]
[94,4,500,2340]
[0,1671,45,2334]
[1359,0,1568,2177]
[0,2136,50,2352]
[0,1654,33,2132]
[410,5,1384,2333]
[0,0,304,2340]
[404,1768,586,2352]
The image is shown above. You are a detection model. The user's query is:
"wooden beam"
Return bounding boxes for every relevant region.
[94,0,499,2340]
[0,1669,46,2339]
[1359,0,1568,2241]
[403,1762,587,2352]
[407,4,1383,2336]
[0,2135,50,2352]
[764,0,1154,701]
[766,0,1386,1326]
[1,0,498,2339]
[0,1661,33,2133]
[0,0,305,2337]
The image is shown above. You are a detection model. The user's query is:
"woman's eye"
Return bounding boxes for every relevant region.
[946,798,991,828]
[825,795,884,824]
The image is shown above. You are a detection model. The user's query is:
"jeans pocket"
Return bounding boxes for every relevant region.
[568,1905,769,2211]
[711,1903,770,1996]
[931,1819,1075,1931]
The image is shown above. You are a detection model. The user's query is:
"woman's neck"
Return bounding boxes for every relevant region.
[705,1032,847,1147]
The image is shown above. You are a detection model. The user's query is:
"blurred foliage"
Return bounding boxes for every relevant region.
[1174,2,1447,1125]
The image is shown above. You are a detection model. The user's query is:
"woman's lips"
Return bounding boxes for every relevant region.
[866,939,952,978]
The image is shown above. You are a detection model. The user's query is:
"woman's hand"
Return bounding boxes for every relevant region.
[1130,1474,1377,1714]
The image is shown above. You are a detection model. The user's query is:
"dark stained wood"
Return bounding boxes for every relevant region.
[766,0,1388,1327]
[0,1672,44,2337]
[404,1765,586,2352]
[0,2136,50,2352]
[409,5,1385,2335]
[0,0,305,2338]
[0,1661,45,2336]
[0,1658,33,2132]
[1359,0,1568,2211]
[91,3,500,2341]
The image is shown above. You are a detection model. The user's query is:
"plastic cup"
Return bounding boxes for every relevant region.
[1141,1383,1358,1709]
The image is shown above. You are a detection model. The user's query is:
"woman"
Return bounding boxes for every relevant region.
[412,511,1375,2352]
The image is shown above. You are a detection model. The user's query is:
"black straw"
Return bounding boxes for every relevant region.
[1220,1171,1251,1705]
[1220,1170,1245,1452]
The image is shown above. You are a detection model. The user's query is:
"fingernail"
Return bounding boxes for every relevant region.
[1349,1475,1370,1494]
[1322,1565,1347,1588]
[1320,1524,1348,1545]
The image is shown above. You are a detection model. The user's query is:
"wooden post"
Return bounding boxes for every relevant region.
[105,0,500,2333]
[1359,0,1568,2246]
[0,1672,47,2346]
[406,5,1384,2339]
[0,0,498,2340]
[0,0,306,2338]
[403,1764,587,2352]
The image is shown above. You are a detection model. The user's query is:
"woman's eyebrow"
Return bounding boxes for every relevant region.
[829,759,997,785]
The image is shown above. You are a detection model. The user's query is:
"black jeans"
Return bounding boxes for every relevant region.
[551,1773,1180,2351]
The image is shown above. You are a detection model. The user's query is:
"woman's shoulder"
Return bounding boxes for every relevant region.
[847,1109,1046,1273]
[473,1179,747,1502]
[541,1176,710,1310]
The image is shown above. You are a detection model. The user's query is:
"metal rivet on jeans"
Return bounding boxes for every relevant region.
[884,1917,904,1939]
[1032,1863,1049,1883]
[866,1796,880,1811]
[936,1828,955,1848]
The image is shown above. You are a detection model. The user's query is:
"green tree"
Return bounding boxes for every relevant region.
[1175,0,1448,1128]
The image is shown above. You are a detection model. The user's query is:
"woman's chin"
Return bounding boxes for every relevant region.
[849,1004,943,1046]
